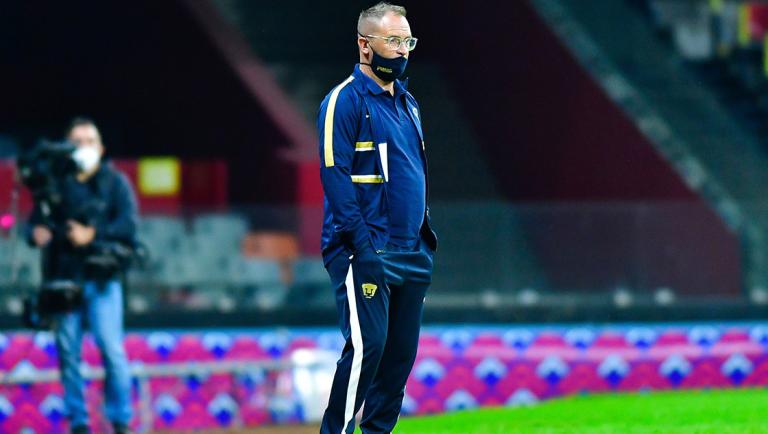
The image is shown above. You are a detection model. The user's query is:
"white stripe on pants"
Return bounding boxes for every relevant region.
[342,264,363,433]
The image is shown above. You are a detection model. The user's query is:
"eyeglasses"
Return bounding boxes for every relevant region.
[361,34,418,51]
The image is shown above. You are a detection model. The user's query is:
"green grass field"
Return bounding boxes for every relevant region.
[389,388,768,434]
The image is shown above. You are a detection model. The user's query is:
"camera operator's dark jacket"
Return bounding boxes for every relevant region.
[27,161,138,281]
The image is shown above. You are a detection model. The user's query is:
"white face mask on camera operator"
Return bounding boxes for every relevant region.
[72,145,101,174]
[68,123,104,181]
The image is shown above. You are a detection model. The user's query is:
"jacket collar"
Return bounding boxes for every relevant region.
[352,64,409,96]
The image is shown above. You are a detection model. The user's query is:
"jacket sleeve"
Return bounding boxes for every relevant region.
[25,202,47,247]
[96,171,138,244]
[318,87,372,254]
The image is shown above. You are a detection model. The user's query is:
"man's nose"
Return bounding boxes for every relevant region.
[396,45,408,56]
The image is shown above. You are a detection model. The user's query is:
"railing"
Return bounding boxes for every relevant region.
[0,201,754,323]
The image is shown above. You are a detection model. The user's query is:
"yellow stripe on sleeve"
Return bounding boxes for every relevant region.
[324,76,356,167]
[355,142,375,151]
[351,175,384,184]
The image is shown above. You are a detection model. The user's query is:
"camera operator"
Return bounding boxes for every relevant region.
[28,117,137,434]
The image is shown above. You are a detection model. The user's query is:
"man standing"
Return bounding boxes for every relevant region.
[318,3,438,433]
[29,118,137,434]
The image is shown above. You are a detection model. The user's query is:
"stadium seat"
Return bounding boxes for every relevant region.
[290,257,331,306]
[192,213,248,245]
[193,254,233,289]
[0,238,40,287]
[228,257,281,286]
[241,231,299,261]
[137,216,187,256]
[227,257,287,309]
[292,257,328,287]
[156,257,202,288]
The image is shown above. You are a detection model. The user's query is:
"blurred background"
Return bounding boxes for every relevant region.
[1,0,768,433]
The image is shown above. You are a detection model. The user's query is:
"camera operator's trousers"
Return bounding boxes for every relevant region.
[320,239,434,434]
[53,280,133,428]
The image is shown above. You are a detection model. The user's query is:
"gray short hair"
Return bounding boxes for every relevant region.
[357,2,407,34]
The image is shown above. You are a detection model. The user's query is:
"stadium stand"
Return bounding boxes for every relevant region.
[534,0,768,295]
[2,0,768,328]
[4,2,768,432]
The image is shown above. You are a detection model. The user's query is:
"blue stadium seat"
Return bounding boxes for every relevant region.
[227,257,287,309]
[137,216,187,256]
[192,213,248,245]
[292,257,328,287]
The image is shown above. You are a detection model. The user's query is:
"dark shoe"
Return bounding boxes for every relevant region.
[113,423,134,434]
[70,425,91,434]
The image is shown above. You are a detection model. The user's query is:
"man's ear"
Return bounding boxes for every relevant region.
[358,37,370,54]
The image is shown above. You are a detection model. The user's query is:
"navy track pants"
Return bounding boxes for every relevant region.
[320,239,434,434]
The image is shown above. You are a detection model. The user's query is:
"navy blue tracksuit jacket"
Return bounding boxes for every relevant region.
[318,64,437,434]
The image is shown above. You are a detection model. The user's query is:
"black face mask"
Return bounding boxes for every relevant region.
[361,46,408,82]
